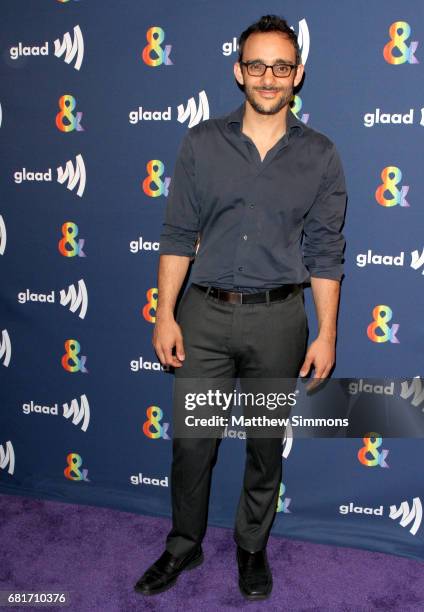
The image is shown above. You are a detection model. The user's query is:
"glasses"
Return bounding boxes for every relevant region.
[240,61,297,78]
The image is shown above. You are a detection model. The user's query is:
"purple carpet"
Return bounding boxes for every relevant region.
[1,492,423,611]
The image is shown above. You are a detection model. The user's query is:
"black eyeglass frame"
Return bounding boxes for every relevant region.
[239,60,298,78]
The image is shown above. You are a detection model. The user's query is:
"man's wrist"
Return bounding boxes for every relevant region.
[317,328,337,342]
[155,306,175,321]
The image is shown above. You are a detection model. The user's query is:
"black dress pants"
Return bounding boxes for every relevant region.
[165,283,308,556]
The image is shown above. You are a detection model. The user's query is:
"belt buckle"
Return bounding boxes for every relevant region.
[227,290,242,305]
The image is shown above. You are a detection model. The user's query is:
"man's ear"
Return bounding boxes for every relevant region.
[293,64,305,88]
[234,62,244,86]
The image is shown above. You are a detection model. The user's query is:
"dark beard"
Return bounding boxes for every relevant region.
[244,84,294,115]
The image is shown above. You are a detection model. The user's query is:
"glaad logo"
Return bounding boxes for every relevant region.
[129,91,210,128]
[60,279,88,319]
[356,250,404,267]
[59,222,86,257]
[363,108,417,127]
[54,25,84,70]
[17,279,88,319]
[130,236,159,253]
[177,90,210,128]
[14,155,86,198]
[14,168,53,184]
[143,405,171,440]
[290,95,309,124]
[339,498,422,536]
[222,37,238,57]
[142,288,158,323]
[64,453,90,481]
[130,473,169,486]
[63,395,90,431]
[357,433,389,468]
[400,378,424,409]
[411,248,424,275]
[9,35,45,57]
[375,167,409,207]
[56,94,84,132]
[129,106,171,123]
[57,154,86,197]
[276,482,291,513]
[222,18,310,65]
[0,441,15,475]
[142,161,170,197]
[367,305,399,344]
[296,18,310,65]
[348,380,394,395]
[221,426,246,440]
[346,378,424,409]
[339,503,383,516]
[17,290,54,304]
[130,356,163,372]
[282,422,293,459]
[383,22,419,65]
[389,498,422,535]
[142,27,173,66]
[0,215,6,255]
[22,394,90,432]
[356,248,424,274]
[0,329,12,367]
[9,25,84,70]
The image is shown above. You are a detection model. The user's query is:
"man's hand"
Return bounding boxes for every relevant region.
[300,277,340,390]
[153,254,191,368]
[153,314,185,368]
[299,336,335,391]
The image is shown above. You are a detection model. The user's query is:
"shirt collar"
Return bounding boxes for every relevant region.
[226,102,304,138]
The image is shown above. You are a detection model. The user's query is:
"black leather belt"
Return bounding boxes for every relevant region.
[192,283,299,304]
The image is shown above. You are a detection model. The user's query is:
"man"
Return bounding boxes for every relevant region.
[135,14,347,601]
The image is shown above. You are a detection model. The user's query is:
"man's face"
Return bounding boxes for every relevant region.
[234,31,304,115]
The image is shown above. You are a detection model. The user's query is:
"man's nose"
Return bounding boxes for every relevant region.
[261,66,276,84]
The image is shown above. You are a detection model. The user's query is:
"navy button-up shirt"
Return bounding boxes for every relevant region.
[159,103,347,292]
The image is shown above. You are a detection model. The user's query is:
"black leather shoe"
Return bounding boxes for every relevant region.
[237,545,272,600]
[134,546,203,595]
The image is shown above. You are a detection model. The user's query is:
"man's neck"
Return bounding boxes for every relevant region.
[241,101,289,142]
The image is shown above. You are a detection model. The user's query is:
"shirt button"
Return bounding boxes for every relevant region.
[249,203,255,208]
[238,266,243,271]
[243,234,248,240]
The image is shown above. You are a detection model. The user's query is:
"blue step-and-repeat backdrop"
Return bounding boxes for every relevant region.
[1,1,424,562]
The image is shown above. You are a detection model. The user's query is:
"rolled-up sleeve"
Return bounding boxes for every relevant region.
[302,143,347,281]
[159,131,200,257]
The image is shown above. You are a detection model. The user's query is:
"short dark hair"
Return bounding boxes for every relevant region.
[238,15,301,65]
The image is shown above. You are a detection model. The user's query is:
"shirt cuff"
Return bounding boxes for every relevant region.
[159,226,199,258]
[305,260,344,281]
